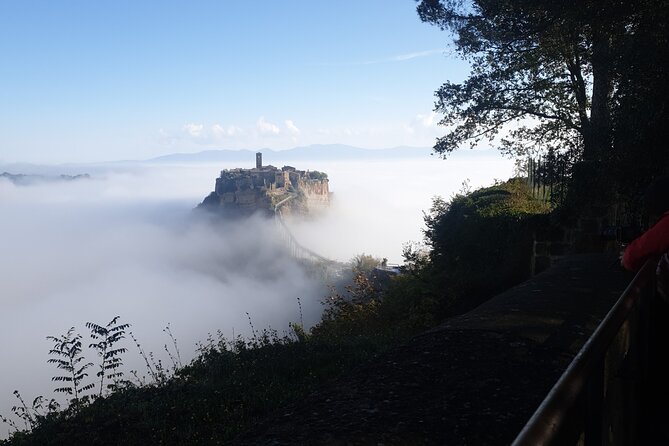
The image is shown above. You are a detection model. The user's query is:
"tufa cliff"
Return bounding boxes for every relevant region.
[198,152,330,217]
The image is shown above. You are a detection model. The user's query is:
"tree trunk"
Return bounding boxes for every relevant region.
[586,28,613,161]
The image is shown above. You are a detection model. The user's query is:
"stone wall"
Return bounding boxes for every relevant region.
[531,223,570,275]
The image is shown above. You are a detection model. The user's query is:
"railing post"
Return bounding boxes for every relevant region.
[584,358,605,445]
[512,261,655,446]
[639,269,659,444]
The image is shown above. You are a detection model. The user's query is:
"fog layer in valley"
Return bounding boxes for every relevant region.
[286,154,515,264]
[0,152,512,422]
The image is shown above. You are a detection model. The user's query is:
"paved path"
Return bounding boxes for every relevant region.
[232,254,632,445]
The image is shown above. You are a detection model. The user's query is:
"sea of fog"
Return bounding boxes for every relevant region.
[0,152,513,426]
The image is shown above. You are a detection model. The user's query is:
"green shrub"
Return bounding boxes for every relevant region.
[307,171,328,180]
[423,178,551,314]
[1,177,553,445]
[1,320,387,445]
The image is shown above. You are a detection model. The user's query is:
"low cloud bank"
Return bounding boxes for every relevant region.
[0,152,513,422]
[285,155,515,264]
[0,169,323,419]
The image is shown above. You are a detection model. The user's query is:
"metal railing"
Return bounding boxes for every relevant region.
[527,156,570,205]
[512,260,656,446]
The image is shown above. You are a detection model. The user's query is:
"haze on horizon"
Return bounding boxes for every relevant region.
[0,0,519,430]
[0,1,470,165]
[0,152,513,422]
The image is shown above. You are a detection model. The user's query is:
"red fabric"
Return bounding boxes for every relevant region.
[623,211,669,271]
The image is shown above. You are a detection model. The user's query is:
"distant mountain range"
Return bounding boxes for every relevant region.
[0,145,501,175]
[145,144,437,164]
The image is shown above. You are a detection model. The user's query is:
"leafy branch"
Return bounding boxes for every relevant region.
[87,316,130,397]
[46,328,94,409]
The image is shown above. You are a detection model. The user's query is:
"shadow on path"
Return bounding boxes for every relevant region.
[232,254,631,445]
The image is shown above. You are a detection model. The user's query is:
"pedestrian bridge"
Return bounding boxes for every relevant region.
[273,194,347,279]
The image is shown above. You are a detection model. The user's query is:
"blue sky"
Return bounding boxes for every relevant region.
[0,0,468,163]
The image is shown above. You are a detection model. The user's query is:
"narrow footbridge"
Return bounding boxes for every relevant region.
[232,254,665,445]
[273,195,346,278]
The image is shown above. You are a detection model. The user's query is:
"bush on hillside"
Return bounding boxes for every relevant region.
[423,178,551,314]
[1,177,553,445]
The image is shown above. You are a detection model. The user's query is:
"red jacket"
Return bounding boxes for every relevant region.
[623,211,669,271]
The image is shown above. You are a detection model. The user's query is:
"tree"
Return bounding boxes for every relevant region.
[607,0,669,199]
[423,178,550,312]
[416,0,661,165]
[350,253,382,275]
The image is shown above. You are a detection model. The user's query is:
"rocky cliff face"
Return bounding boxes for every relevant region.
[300,180,330,211]
[198,158,330,217]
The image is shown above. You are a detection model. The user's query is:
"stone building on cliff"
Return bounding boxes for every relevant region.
[198,152,330,217]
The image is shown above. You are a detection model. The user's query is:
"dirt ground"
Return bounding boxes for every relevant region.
[231,254,631,446]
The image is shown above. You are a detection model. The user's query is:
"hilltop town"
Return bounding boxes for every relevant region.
[198,152,330,217]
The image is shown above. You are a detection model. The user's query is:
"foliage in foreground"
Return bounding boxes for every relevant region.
[1,178,551,445]
[1,318,389,446]
[416,0,669,163]
[413,178,551,316]
[309,178,552,341]
[417,0,669,216]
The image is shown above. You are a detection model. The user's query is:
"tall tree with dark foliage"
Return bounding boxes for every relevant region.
[416,0,669,183]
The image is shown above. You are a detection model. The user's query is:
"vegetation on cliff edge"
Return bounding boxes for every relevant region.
[1,178,549,445]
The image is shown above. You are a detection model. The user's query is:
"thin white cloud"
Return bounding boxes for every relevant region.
[256,117,281,136]
[390,49,445,62]
[313,48,447,67]
[401,111,443,140]
[285,120,300,136]
[402,111,440,136]
[172,122,245,146]
[211,124,242,138]
[156,128,180,148]
[416,111,438,127]
[183,123,204,138]
[172,113,444,150]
